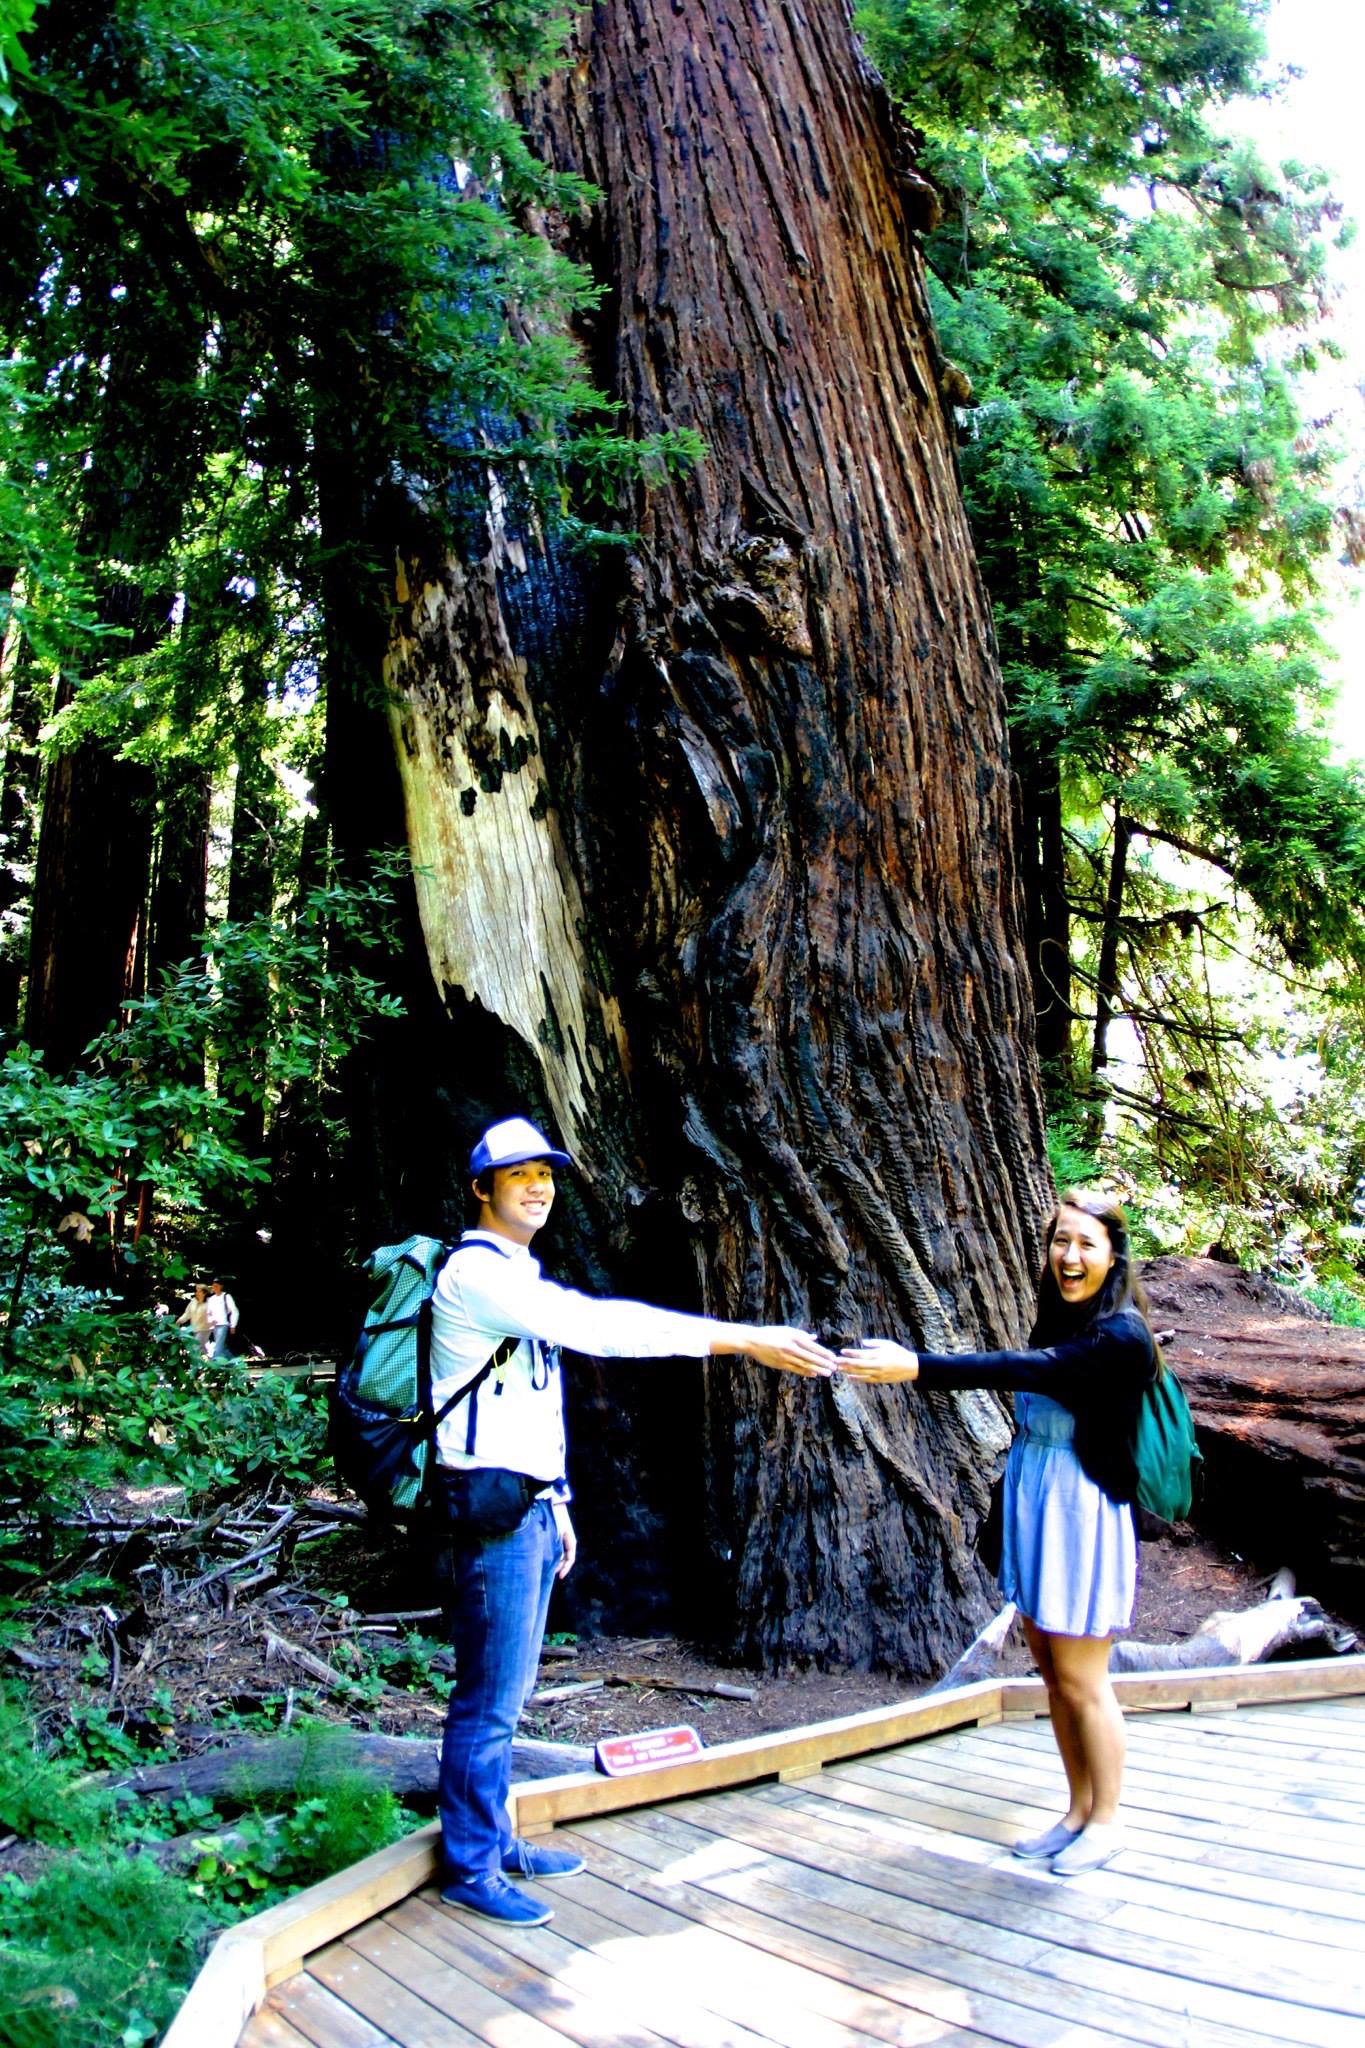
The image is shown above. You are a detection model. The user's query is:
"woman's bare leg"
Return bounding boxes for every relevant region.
[1022,1616,1092,1828]
[1044,1630,1124,1825]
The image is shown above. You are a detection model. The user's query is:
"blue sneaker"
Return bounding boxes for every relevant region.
[503,1837,586,1880]
[440,1871,553,1926]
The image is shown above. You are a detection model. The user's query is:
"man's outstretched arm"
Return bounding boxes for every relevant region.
[710,1326,836,1377]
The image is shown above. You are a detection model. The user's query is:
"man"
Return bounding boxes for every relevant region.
[204,1279,239,1360]
[431,1114,837,1927]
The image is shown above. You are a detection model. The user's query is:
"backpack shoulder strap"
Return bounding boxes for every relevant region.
[431,1333,519,1430]
[430,1236,530,1454]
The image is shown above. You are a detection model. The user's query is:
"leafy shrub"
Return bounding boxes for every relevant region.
[0,1700,417,2047]
[0,1692,116,1849]
[1045,1117,1101,1196]
[1296,1276,1365,1329]
[0,1854,209,2048]
[190,1723,412,1914]
[0,1690,207,2048]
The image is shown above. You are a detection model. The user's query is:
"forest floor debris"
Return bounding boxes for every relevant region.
[4,1478,1343,1808]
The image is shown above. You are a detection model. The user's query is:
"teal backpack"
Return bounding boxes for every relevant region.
[331,1236,513,1519]
[1133,1362,1202,1522]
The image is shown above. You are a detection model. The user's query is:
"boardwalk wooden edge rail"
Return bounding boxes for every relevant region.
[161,1652,1365,2048]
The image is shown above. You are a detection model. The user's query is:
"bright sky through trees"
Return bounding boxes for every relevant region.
[1254,0,1365,759]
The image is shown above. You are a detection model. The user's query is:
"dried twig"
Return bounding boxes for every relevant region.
[529,1678,606,1705]
[186,1509,298,1594]
[607,1670,757,1702]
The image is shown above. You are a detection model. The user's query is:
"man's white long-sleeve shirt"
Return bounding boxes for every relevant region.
[429,1229,721,1484]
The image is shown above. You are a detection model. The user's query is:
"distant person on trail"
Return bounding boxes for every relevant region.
[431,1114,839,1930]
[204,1279,240,1360]
[840,1188,1159,1877]
[176,1283,212,1357]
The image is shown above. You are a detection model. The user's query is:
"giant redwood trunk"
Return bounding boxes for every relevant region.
[380,1,1050,1674]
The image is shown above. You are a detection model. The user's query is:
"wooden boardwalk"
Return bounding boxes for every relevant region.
[234,1686,1365,2048]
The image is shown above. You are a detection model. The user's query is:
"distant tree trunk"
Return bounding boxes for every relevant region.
[0,631,49,1033]
[1015,741,1074,1087]
[378,0,1050,1675]
[24,657,157,1066]
[148,766,210,982]
[1087,808,1131,1144]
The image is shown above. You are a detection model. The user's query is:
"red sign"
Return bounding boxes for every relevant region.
[594,1725,705,1777]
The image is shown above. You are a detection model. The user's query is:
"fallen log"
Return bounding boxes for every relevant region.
[1109,1589,1357,1671]
[927,1603,1020,1694]
[932,1574,1357,1692]
[97,1728,595,1807]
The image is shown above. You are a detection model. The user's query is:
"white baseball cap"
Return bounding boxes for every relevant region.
[469,1116,572,1175]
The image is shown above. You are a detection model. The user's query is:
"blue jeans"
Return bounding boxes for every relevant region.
[437,1500,560,1880]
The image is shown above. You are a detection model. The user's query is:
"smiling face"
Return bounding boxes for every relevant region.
[476,1158,556,1246]
[1048,1203,1117,1309]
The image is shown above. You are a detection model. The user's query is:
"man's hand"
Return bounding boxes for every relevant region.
[837,1338,920,1383]
[552,1500,577,1579]
[714,1326,838,1376]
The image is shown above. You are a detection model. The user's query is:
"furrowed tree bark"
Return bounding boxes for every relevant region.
[379,1,1050,1675]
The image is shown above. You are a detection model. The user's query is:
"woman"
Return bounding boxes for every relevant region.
[842,1189,1158,1876]
[176,1283,212,1358]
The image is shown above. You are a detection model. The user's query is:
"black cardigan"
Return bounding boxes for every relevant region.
[914,1307,1157,1506]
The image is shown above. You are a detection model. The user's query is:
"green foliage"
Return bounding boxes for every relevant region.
[0,872,390,1581]
[1297,1277,1365,1329]
[187,1723,412,1913]
[863,0,1365,1261]
[1044,1115,1101,1193]
[0,1688,117,1848]
[1,0,694,713]
[0,1696,415,2048]
[0,1853,207,2048]
[0,1688,208,2048]
[0,0,40,122]
[0,863,405,1278]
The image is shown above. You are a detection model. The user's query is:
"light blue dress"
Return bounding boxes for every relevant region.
[999,1390,1137,1638]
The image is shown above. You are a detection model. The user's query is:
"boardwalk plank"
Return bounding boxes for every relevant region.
[307,1943,487,2047]
[1102,1896,1365,1982]
[975,1707,1365,1764]
[785,1753,1365,1896]
[388,1893,693,2048]
[1194,1704,1365,1746]
[236,2009,317,2048]
[401,1886,807,2048]
[759,1778,1365,1927]
[225,1685,1365,2048]
[528,1875,940,2048]
[567,1812,1250,2048]
[830,1756,1365,1871]
[262,1974,395,2048]
[908,1720,1365,1817]
[713,1779,1365,1945]
[626,1812,1355,2047]
[605,1794,1365,2022]
[862,1744,1365,1850]
[562,1845,1111,2048]
[344,1920,580,2048]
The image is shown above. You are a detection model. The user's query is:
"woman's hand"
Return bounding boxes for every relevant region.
[837,1338,920,1382]
[714,1326,838,1376]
